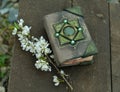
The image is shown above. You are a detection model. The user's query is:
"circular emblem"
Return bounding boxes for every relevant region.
[63,26,75,36]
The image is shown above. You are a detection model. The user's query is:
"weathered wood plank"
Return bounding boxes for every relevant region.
[70,0,111,92]
[8,0,70,92]
[8,0,111,92]
[110,3,120,92]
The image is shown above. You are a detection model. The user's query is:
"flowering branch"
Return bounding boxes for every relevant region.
[12,19,73,91]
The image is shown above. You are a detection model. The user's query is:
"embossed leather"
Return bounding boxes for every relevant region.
[44,6,98,67]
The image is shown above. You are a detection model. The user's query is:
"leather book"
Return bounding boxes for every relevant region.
[44,6,98,67]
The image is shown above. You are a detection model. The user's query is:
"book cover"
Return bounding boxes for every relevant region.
[44,6,98,67]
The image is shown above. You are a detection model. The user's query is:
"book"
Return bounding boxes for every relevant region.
[44,6,98,67]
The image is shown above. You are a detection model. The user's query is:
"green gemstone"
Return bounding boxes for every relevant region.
[71,40,75,45]
[55,33,59,37]
[63,19,68,23]
[78,27,82,31]
[63,26,75,36]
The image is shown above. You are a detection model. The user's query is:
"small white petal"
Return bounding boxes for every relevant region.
[53,75,60,86]
[50,55,54,59]
[12,28,17,35]
[22,25,31,35]
[60,70,65,75]
[55,82,59,86]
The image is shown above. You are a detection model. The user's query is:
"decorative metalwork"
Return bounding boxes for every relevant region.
[53,18,85,46]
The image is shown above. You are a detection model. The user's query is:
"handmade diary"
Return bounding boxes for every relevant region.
[44,6,98,67]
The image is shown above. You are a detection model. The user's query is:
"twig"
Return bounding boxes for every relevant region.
[46,55,73,91]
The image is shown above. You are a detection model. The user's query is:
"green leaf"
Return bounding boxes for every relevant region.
[0,71,6,78]
[0,54,10,67]
[40,56,46,61]
[14,22,20,29]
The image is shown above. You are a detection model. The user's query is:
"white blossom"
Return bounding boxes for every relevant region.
[22,25,31,35]
[41,64,51,71]
[35,60,51,72]
[39,36,49,48]
[44,48,51,55]
[18,19,24,27]
[12,28,17,35]
[34,41,42,52]
[11,19,74,88]
[35,53,42,59]
[53,76,60,86]
[28,41,35,53]
[12,19,52,72]
[20,38,29,50]
[17,34,24,41]
[35,60,42,69]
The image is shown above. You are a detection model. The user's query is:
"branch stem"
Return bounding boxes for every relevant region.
[46,55,73,91]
